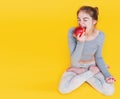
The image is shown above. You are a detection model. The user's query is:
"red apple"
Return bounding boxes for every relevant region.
[74,26,86,37]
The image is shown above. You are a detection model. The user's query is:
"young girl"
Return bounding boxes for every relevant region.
[58,6,115,96]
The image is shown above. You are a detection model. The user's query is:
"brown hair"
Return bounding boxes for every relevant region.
[77,6,99,21]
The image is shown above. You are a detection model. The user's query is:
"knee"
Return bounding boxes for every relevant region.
[103,85,114,96]
[58,86,70,94]
[104,90,114,96]
[58,88,68,94]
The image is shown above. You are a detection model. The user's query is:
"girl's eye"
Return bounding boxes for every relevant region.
[84,20,88,21]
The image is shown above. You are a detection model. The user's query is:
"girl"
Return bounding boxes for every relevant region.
[58,6,115,96]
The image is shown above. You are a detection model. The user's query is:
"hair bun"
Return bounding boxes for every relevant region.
[94,7,99,15]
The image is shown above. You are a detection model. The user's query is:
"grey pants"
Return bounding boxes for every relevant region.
[58,63,114,96]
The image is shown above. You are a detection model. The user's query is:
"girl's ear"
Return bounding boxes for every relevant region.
[93,20,97,25]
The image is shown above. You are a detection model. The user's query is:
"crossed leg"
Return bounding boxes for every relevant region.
[58,65,114,95]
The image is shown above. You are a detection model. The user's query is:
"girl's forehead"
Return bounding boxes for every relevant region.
[77,11,91,19]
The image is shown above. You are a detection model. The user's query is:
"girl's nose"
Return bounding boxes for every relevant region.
[78,23,84,27]
[78,21,84,26]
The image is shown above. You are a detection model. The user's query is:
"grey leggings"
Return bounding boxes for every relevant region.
[58,63,114,96]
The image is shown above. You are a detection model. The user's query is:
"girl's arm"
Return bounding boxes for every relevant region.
[95,33,111,78]
[68,28,84,66]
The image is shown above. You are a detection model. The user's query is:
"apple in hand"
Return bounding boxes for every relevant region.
[73,26,86,37]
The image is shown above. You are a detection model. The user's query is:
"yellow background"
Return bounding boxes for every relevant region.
[0,0,120,99]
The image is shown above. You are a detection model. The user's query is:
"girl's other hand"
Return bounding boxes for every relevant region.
[106,76,116,84]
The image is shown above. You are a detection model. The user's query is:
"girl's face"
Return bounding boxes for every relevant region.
[77,11,97,33]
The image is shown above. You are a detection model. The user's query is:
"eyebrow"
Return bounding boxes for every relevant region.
[77,17,89,20]
[83,17,89,19]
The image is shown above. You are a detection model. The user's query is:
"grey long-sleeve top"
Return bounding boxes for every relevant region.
[68,27,111,78]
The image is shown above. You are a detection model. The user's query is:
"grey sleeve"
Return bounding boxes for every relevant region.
[95,33,111,78]
[68,28,77,55]
[68,28,84,66]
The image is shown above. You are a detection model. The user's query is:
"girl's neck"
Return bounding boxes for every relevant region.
[85,27,96,37]
[85,27,99,41]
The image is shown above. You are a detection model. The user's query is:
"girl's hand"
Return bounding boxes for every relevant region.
[106,76,116,84]
[67,67,86,75]
[73,32,86,42]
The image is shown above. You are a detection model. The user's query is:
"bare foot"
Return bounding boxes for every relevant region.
[67,67,86,75]
[89,65,100,75]
[106,76,116,84]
